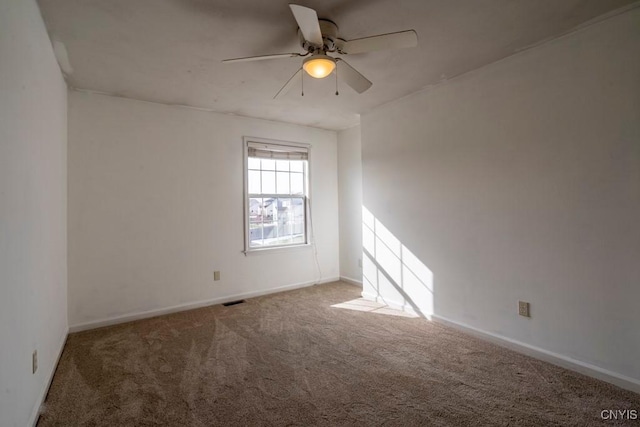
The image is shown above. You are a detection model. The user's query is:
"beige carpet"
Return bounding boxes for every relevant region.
[39,282,639,426]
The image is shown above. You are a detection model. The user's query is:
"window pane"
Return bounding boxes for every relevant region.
[291,172,303,195]
[290,234,305,244]
[292,198,305,222]
[248,157,261,170]
[276,160,289,172]
[276,172,290,194]
[248,170,260,194]
[277,198,292,239]
[249,198,264,247]
[261,198,277,243]
[261,171,275,194]
[291,198,306,244]
[261,159,275,170]
[290,160,304,172]
[263,198,276,222]
[293,222,304,235]
[249,197,306,248]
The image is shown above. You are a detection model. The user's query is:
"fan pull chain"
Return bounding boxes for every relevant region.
[335,65,339,96]
[301,71,304,97]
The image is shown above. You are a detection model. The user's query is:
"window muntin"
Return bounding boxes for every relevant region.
[244,139,309,251]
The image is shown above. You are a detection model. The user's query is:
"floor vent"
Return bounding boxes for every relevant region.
[222,299,245,307]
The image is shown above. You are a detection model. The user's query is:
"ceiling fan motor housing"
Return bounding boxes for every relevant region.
[298,19,339,53]
[223,4,415,96]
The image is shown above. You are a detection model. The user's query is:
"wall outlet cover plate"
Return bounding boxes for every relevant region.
[518,301,530,317]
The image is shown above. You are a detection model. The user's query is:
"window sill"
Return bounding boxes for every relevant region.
[243,243,313,256]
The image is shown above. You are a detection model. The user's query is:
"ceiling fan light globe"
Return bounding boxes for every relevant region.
[303,55,336,79]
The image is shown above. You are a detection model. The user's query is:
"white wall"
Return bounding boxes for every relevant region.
[0,0,68,425]
[337,125,363,283]
[361,8,640,385]
[68,91,339,328]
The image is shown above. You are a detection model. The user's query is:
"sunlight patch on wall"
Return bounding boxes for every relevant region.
[361,206,434,318]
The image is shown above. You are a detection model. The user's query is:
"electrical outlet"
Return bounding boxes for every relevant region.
[213,271,221,281]
[358,258,362,268]
[518,301,530,317]
[32,350,38,374]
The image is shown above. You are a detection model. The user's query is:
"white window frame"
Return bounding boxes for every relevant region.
[243,136,312,254]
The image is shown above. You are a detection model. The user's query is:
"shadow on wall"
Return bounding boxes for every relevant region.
[361,206,434,318]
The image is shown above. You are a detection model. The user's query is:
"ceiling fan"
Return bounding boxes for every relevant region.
[222,4,418,98]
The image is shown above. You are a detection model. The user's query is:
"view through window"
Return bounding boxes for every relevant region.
[245,140,309,250]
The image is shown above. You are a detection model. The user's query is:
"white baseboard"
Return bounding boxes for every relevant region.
[340,276,362,287]
[69,277,340,333]
[316,277,340,285]
[30,329,68,427]
[431,314,640,395]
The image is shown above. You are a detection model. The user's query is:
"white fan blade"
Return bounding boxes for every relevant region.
[223,53,301,63]
[337,59,372,94]
[274,68,303,99]
[289,4,323,46]
[341,30,417,54]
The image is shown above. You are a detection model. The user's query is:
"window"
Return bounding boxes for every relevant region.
[244,138,310,251]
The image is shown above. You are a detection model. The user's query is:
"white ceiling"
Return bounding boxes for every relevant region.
[38,0,634,130]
